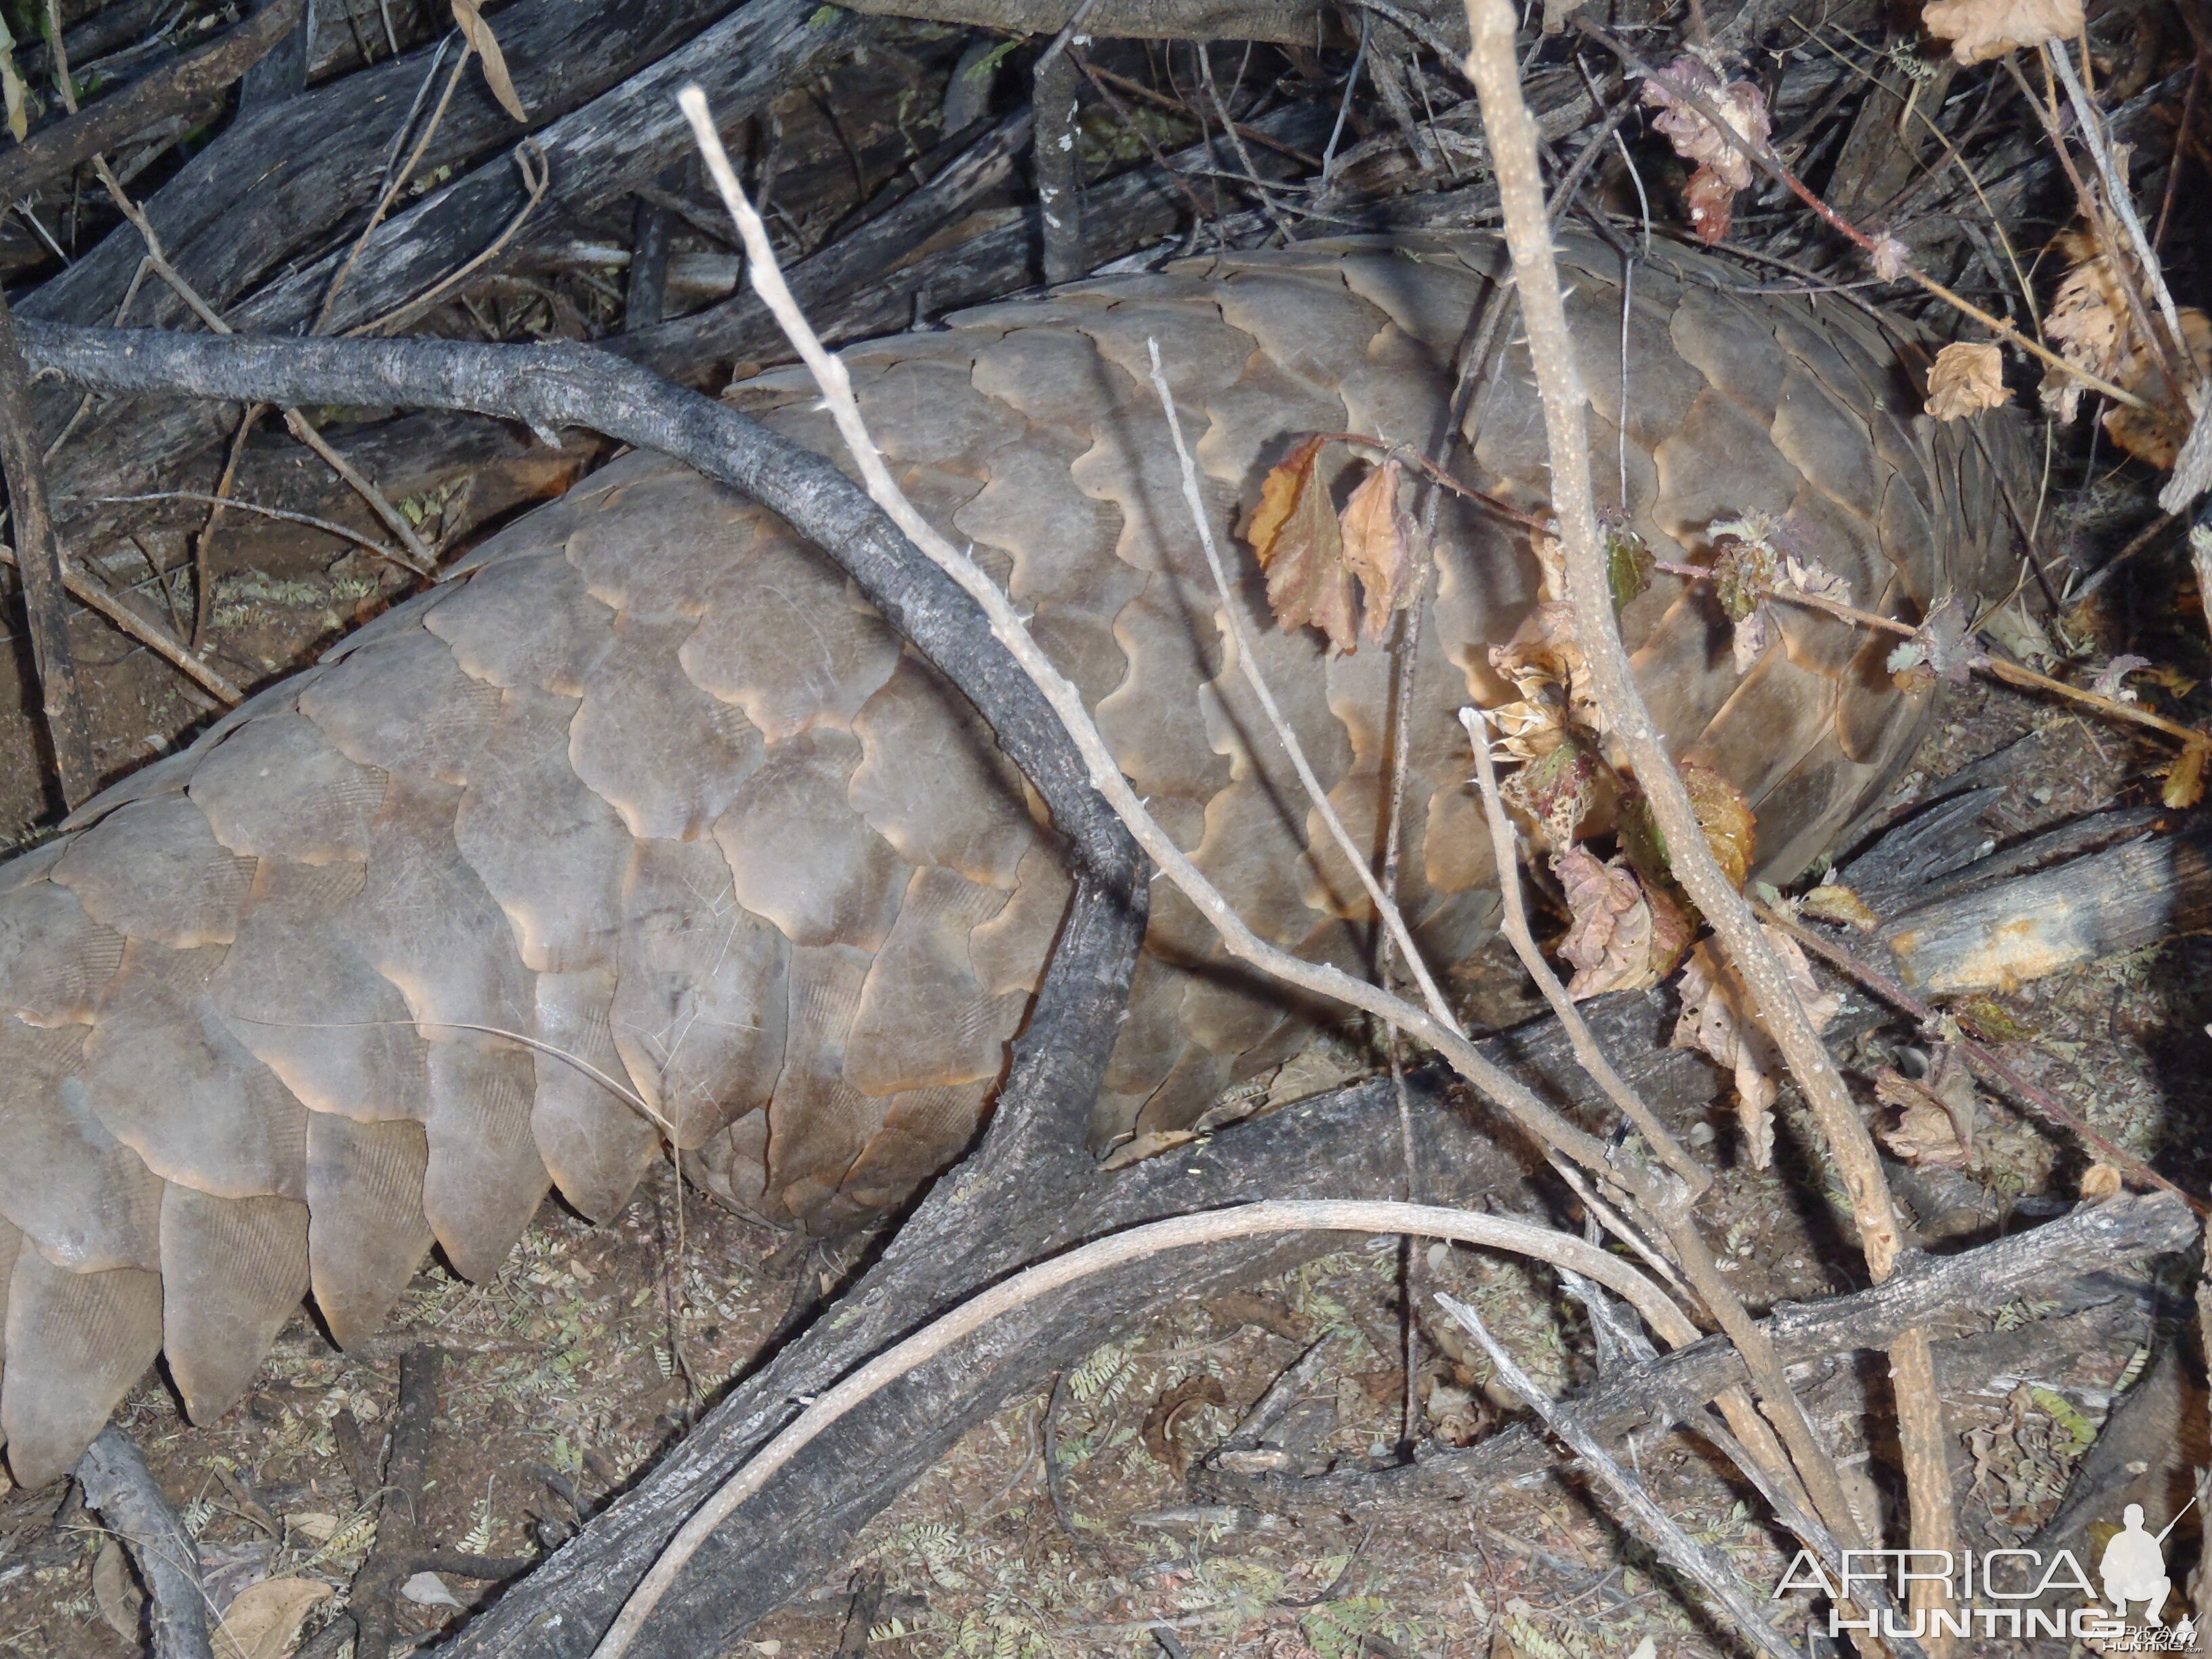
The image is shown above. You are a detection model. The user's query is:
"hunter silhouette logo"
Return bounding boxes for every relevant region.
[1774,1489,2203,1648]
[2104,1504,2174,1626]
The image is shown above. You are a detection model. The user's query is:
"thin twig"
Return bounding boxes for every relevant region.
[592,1197,1698,1659]
[0,536,243,703]
[0,287,97,805]
[1435,1294,1800,1659]
[1458,0,1955,1592]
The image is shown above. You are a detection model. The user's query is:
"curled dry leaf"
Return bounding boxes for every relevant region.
[1926,342,2011,420]
[215,1576,335,1659]
[1797,878,1881,930]
[1641,58,1770,245]
[1708,516,1851,674]
[1875,1049,1979,1168]
[1887,594,1973,691]
[1141,1375,1228,1477]
[1250,437,1358,654]
[92,1537,142,1641]
[1640,57,1769,192]
[1871,233,1913,283]
[1923,0,2083,64]
[2081,1162,2125,1201]
[1671,926,1840,1169]
[2163,738,2209,809]
[1617,758,1757,898]
[452,0,529,123]
[1486,532,1599,750]
[1555,846,1689,997]
[2042,238,2212,465]
[1339,459,1422,641]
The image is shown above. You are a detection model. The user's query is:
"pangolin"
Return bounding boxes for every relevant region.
[0,232,2021,1486]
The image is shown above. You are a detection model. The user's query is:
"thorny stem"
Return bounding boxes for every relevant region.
[1656,558,2212,750]
[1574,19,2155,414]
[1458,0,1960,1616]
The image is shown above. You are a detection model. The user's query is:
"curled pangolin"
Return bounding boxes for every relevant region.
[0,233,2022,1486]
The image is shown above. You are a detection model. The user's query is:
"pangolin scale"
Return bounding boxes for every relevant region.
[0,233,2021,1486]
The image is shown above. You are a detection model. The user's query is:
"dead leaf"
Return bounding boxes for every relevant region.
[1141,1375,1227,1476]
[1923,0,2084,64]
[1557,847,1659,998]
[0,16,28,144]
[1875,1052,1978,1168]
[1202,1293,1307,1342]
[215,1577,333,1659]
[401,1571,463,1610]
[1250,438,1357,654]
[1501,732,1605,849]
[1927,342,2011,419]
[1339,459,1420,641]
[1607,527,1655,609]
[1887,595,1973,692]
[1100,1128,1200,1170]
[1671,926,1840,1169]
[2081,1162,2125,1201]
[2090,653,2151,701]
[1871,232,1912,282]
[451,0,529,123]
[1640,58,1770,193]
[93,1536,142,1642]
[1797,879,1880,930]
[2164,739,2209,809]
[1680,758,1757,890]
[2040,234,2212,465]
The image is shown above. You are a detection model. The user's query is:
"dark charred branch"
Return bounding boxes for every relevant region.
[0,0,304,206]
[74,1426,213,1659]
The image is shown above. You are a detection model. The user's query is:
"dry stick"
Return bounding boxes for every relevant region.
[1676,562,2212,751]
[349,138,551,339]
[1458,710,1706,1187]
[1460,708,1868,1554]
[1145,346,1469,1061]
[86,156,438,576]
[1757,900,2204,1212]
[75,1425,215,1659]
[0,537,243,703]
[676,89,1643,1189]
[94,491,413,565]
[1572,20,2152,415]
[1436,1294,1800,1659]
[0,0,303,203]
[593,1198,1700,1659]
[0,286,97,805]
[1453,0,1963,1647]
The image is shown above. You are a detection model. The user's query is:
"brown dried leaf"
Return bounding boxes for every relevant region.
[215,1577,335,1659]
[1926,342,2011,419]
[1250,437,1357,654]
[1681,758,1757,891]
[2164,739,2209,809]
[2080,1162,2125,1201]
[1639,58,1770,192]
[1797,879,1880,930]
[1339,459,1420,641]
[1556,847,1659,998]
[1871,233,1913,282]
[1502,732,1603,848]
[93,1538,141,1641]
[452,0,529,123]
[2041,239,2212,464]
[1671,926,1839,1169]
[1875,1052,1978,1168]
[1141,1375,1227,1477]
[1923,0,2083,64]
